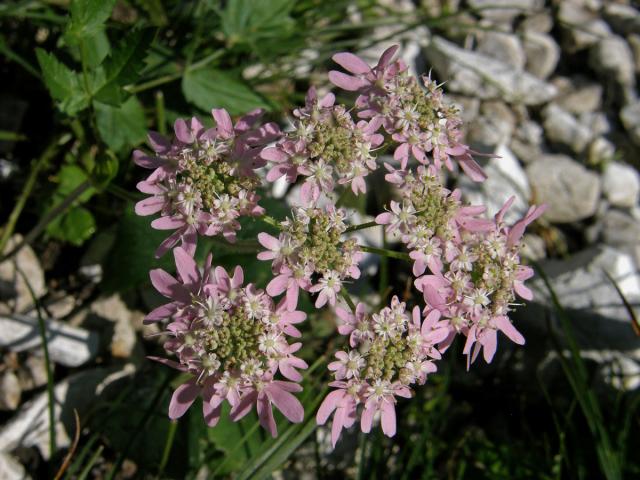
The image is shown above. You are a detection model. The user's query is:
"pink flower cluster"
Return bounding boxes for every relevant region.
[317,298,449,447]
[262,87,384,202]
[133,108,279,257]
[145,247,308,437]
[134,44,546,445]
[257,205,363,309]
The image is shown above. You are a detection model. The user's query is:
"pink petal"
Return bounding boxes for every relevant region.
[266,385,304,423]
[258,232,279,250]
[203,400,222,427]
[174,246,199,287]
[257,393,277,437]
[494,316,525,345]
[152,216,185,230]
[378,45,399,68]
[174,118,194,144]
[267,274,289,296]
[331,406,347,448]
[150,269,182,299]
[457,155,487,182]
[380,401,397,437]
[316,390,344,425]
[328,71,368,91]
[212,108,233,137]
[375,212,393,225]
[144,302,178,323]
[133,150,163,169]
[332,52,371,75]
[261,147,288,162]
[168,381,199,419]
[360,405,375,433]
[135,196,165,216]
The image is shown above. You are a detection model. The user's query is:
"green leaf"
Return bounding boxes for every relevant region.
[207,405,261,474]
[66,0,117,41]
[182,67,269,115]
[94,96,147,151]
[101,204,175,292]
[47,206,96,246]
[221,0,295,45]
[92,28,155,104]
[35,48,89,114]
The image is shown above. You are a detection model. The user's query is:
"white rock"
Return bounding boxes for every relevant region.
[542,103,592,153]
[588,137,615,166]
[602,162,640,208]
[529,247,640,347]
[555,79,603,114]
[589,35,637,91]
[620,102,640,146]
[526,155,601,223]
[467,101,516,150]
[0,235,46,315]
[510,119,544,163]
[0,366,135,459]
[628,34,640,74]
[603,3,640,36]
[90,295,137,359]
[425,36,557,105]
[558,1,612,52]
[0,452,31,480]
[459,145,530,224]
[0,371,21,411]
[476,32,525,69]
[0,314,99,367]
[602,210,640,246]
[523,31,560,79]
[468,0,543,24]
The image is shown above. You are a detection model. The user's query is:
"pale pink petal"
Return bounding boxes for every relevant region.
[316,390,345,424]
[380,401,397,437]
[135,196,165,216]
[174,247,199,287]
[328,71,368,91]
[174,118,194,144]
[266,385,304,423]
[494,316,525,345]
[168,381,199,419]
[332,52,371,75]
[212,108,233,137]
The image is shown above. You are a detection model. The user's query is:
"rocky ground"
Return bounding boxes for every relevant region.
[1,0,640,477]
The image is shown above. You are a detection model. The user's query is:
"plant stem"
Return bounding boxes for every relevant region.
[0,136,62,256]
[16,265,56,456]
[346,221,379,233]
[340,287,356,313]
[360,245,410,261]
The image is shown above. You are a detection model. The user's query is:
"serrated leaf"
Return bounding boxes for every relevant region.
[66,0,117,42]
[91,28,155,104]
[47,206,96,246]
[182,67,269,115]
[35,48,89,114]
[94,96,147,151]
[221,0,294,42]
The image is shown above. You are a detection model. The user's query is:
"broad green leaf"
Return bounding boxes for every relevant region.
[182,67,269,115]
[66,0,117,41]
[221,0,295,44]
[79,29,111,67]
[35,49,89,115]
[47,206,96,246]
[52,164,96,204]
[207,405,261,474]
[92,28,155,104]
[101,204,175,292]
[94,96,147,151]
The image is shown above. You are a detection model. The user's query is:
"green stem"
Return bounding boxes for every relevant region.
[0,136,62,255]
[158,420,178,477]
[340,287,356,313]
[16,265,56,456]
[260,215,280,229]
[360,245,410,261]
[345,221,379,233]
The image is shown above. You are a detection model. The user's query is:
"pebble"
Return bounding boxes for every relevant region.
[0,235,46,315]
[0,370,21,410]
[476,32,525,69]
[620,102,640,146]
[526,154,601,223]
[523,31,560,79]
[542,103,592,153]
[602,162,640,208]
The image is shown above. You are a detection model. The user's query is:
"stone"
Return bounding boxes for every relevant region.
[523,31,560,79]
[554,79,603,114]
[588,137,615,166]
[601,210,640,247]
[510,119,544,163]
[0,235,46,315]
[459,145,530,224]
[468,0,543,24]
[519,11,553,34]
[589,35,636,90]
[467,101,516,150]
[558,1,612,52]
[527,246,640,352]
[425,36,557,105]
[0,452,31,480]
[603,3,640,36]
[476,32,525,69]
[90,295,137,359]
[0,314,99,367]
[542,103,592,153]
[602,162,640,208]
[628,34,640,74]
[16,354,48,391]
[620,102,640,146]
[526,154,601,223]
[0,371,21,410]
[0,366,135,459]
[521,233,546,260]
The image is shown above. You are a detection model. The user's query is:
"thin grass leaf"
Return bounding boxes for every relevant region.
[602,268,640,337]
[77,445,104,480]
